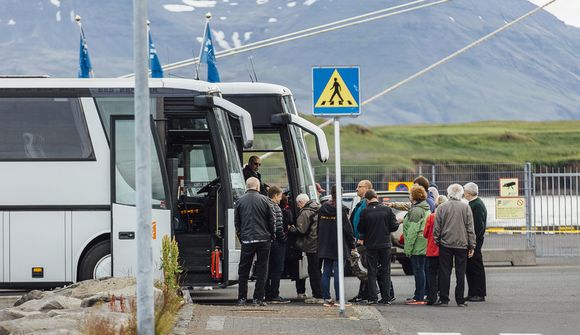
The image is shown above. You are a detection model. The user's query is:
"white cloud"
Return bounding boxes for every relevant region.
[50,0,61,8]
[256,0,269,4]
[8,19,16,25]
[287,1,297,7]
[56,11,61,22]
[304,0,317,5]
[528,0,580,27]
[268,17,277,23]
[220,16,227,20]
[182,0,217,7]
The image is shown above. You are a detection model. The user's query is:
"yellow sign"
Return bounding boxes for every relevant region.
[388,181,414,192]
[315,69,359,108]
[495,197,525,220]
[499,178,519,197]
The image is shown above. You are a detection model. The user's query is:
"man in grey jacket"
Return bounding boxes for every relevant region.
[434,184,476,307]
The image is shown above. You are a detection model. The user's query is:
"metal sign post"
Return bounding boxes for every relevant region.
[313,66,360,317]
[134,0,154,333]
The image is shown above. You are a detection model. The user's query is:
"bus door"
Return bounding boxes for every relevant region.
[162,97,248,287]
[110,115,171,278]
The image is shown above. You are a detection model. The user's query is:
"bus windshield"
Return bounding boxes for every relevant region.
[214,107,245,200]
[283,96,318,200]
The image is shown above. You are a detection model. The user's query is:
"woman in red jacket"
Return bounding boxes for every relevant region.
[423,195,448,305]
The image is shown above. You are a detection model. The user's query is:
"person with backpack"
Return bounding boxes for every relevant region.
[293,193,323,304]
[403,185,431,305]
[317,185,356,306]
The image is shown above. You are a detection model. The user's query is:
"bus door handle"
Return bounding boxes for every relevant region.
[118,231,135,240]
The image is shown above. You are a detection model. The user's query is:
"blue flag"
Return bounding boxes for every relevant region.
[149,31,164,78]
[78,27,93,78]
[199,22,220,83]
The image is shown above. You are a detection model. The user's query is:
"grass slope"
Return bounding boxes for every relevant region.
[304,119,580,169]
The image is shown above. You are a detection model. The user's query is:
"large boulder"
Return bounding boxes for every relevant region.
[56,277,136,299]
[17,296,82,312]
[13,290,47,307]
[0,316,74,335]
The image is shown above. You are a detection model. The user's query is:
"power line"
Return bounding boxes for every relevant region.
[363,0,558,105]
[120,0,450,77]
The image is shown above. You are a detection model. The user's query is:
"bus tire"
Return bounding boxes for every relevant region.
[78,240,111,281]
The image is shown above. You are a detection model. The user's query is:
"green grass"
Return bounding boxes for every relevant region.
[301,119,580,169]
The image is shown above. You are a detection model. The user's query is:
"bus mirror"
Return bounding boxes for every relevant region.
[277,114,329,163]
[212,97,254,149]
[193,95,215,108]
[271,113,291,125]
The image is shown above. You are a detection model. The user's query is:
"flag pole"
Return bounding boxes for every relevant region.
[75,15,93,78]
[195,12,211,80]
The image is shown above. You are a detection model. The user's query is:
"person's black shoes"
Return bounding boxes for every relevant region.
[237,298,247,306]
[253,299,268,306]
[467,296,485,302]
[366,299,378,305]
[457,302,468,307]
[438,302,449,307]
[349,296,366,303]
[269,296,291,304]
[378,298,392,305]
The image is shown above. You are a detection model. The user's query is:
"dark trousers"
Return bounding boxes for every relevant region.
[238,241,271,301]
[265,241,286,300]
[426,256,440,303]
[366,248,392,301]
[466,245,487,297]
[410,255,426,301]
[438,245,467,304]
[358,278,395,299]
[306,252,323,298]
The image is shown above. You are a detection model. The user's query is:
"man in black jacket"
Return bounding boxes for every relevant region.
[235,177,276,306]
[242,156,268,195]
[358,189,399,304]
[464,182,487,302]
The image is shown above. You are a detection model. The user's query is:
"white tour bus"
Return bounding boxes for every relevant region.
[0,78,255,289]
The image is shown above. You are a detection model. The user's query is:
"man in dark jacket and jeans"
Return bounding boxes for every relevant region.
[235,177,276,306]
[358,189,399,304]
[318,185,355,305]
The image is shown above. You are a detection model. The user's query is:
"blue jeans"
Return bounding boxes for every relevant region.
[321,258,339,300]
[410,255,426,301]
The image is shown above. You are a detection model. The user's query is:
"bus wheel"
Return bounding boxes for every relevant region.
[78,240,111,281]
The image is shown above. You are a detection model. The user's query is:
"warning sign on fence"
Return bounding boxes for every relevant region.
[499,178,519,197]
[495,197,526,220]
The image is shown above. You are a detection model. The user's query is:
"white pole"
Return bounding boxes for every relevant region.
[334,118,346,317]
[134,0,154,333]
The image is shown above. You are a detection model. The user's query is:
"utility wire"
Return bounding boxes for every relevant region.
[363,0,558,105]
[120,0,449,77]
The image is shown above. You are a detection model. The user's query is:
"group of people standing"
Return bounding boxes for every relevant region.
[235,157,488,308]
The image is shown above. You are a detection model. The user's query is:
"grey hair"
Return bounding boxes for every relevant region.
[436,195,448,207]
[245,177,260,191]
[296,193,310,204]
[464,182,479,196]
[447,184,464,200]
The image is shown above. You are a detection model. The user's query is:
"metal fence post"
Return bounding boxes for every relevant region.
[326,166,330,194]
[431,164,436,185]
[524,162,534,249]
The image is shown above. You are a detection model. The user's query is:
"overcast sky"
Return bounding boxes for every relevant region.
[529,0,580,27]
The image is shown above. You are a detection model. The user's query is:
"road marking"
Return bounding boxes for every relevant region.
[205,316,226,331]
[499,334,542,335]
[418,333,462,335]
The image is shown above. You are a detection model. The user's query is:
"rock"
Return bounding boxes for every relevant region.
[0,308,45,320]
[79,311,132,334]
[59,277,135,299]
[0,316,74,335]
[40,296,82,311]
[13,290,45,307]
[81,285,163,311]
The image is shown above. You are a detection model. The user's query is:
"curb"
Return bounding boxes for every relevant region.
[171,289,194,335]
[353,305,398,335]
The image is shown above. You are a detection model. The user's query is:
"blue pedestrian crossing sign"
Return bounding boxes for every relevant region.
[312,66,360,117]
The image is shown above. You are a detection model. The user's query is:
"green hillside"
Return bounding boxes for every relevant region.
[303,120,580,169]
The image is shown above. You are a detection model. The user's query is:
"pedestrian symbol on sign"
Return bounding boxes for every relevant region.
[315,69,358,108]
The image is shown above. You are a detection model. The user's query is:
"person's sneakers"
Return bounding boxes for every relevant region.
[467,296,485,302]
[237,298,247,306]
[426,300,437,306]
[252,300,267,307]
[457,302,468,307]
[323,299,335,307]
[366,299,378,305]
[389,296,397,303]
[296,293,308,300]
[405,299,427,305]
[304,297,324,304]
[378,298,391,305]
[269,296,291,304]
[438,302,449,307]
[348,296,366,303]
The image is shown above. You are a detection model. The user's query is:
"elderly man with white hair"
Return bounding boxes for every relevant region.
[464,182,488,302]
[433,183,476,307]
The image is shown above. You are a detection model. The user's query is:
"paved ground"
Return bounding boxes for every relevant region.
[187,258,580,335]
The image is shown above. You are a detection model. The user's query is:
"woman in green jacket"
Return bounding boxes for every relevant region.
[403,185,430,304]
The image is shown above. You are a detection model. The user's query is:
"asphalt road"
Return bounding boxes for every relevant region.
[191,258,580,335]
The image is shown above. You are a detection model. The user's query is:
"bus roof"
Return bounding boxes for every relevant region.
[0,78,219,93]
[217,82,293,96]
